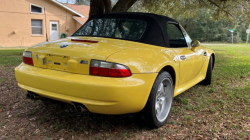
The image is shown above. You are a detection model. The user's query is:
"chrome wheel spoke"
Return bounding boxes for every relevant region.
[155,77,173,123]
[157,83,164,95]
[159,97,165,103]
[155,102,161,115]
[155,102,159,110]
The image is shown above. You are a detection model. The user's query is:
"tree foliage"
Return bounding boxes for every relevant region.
[175,9,249,43]
[75,0,90,5]
[72,0,250,42]
[131,0,250,21]
[73,0,250,21]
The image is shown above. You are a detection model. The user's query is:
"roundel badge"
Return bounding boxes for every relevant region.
[60,44,69,48]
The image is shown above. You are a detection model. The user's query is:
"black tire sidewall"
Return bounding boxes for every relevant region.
[202,56,213,85]
[145,71,174,128]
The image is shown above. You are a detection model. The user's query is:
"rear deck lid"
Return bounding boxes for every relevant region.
[30,37,129,75]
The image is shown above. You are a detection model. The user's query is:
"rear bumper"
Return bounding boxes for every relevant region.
[15,63,157,114]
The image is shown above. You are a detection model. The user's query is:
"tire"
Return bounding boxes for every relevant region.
[201,56,213,85]
[144,71,174,128]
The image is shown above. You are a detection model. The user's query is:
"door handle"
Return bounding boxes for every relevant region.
[180,55,186,60]
[203,52,207,56]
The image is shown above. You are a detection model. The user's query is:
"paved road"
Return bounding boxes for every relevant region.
[201,43,232,45]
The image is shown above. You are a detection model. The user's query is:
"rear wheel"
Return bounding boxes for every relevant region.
[201,56,213,85]
[144,71,174,128]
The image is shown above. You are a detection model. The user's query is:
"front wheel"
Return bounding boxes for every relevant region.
[144,71,174,128]
[201,56,213,85]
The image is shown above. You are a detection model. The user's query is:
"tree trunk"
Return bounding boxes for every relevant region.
[89,0,137,17]
[103,0,112,14]
[89,0,112,17]
[112,0,137,12]
[89,0,105,17]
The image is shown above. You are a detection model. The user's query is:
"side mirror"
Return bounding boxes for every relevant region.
[191,40,201,48]
[190,40,201,51]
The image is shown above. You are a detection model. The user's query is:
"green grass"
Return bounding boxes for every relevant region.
[0,122,8,127]
[0,49,24,67]
[171,44,250,137]
[0,44,249,139]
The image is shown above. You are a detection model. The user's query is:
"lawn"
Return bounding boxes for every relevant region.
[0,44,249,139]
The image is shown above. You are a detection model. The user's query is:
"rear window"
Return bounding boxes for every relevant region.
[73,18,147,40]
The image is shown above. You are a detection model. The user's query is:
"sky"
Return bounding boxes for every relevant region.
[57,0,76,4]
[57,0,117,4]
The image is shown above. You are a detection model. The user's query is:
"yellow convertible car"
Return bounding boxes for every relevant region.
[15,12,215,128]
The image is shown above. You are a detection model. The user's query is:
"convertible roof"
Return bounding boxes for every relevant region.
[86,12,180,47]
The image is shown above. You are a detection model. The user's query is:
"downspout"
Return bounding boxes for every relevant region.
[44,7,49,42]
[66,10,68,36]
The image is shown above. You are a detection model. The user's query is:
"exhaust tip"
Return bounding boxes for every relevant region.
[76,105,87,113]
[30,94,35,100]
[26,93,31,99]
[27,91,41,100]
[69,104,76,112]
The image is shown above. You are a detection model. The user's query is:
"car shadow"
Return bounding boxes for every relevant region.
[21,99,152,135]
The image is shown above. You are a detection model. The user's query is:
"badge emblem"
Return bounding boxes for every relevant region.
[80,60,88,64]
[60,44,69,48]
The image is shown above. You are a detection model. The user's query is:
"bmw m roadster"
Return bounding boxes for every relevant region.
[15,12,215,128]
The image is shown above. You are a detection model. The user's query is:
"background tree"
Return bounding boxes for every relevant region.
[84,0,250,20]
[75,0,90,5]
[70,0,250,22]
[69,0,250,43]
[174,9,249,43]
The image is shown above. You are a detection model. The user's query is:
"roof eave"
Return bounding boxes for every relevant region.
[73,16,84,25]
[50,0,85,18]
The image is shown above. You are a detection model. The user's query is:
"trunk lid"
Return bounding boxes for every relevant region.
[30,37,129,75]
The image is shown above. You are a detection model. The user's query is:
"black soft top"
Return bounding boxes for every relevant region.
[82,12,180,47]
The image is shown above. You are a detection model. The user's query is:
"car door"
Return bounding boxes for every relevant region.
[166,23,205,86]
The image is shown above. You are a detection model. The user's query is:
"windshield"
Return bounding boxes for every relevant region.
[73,18,147,40]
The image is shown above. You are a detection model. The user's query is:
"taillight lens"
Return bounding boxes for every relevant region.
[23,51,33,66]
[90,60,132,77]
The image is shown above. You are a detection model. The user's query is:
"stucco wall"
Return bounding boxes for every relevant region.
[76,22,82,30]
[0,0,79,47]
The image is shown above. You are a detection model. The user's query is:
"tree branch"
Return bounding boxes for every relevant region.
[207,0,233,17]
[112,0,137,12]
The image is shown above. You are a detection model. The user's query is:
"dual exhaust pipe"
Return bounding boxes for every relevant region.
[69,103,87,113]
[27,92,41,100]
[26,92,88,113]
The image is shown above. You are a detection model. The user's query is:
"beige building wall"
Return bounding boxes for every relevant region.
[76,22,82,30]
[0,0,79,47]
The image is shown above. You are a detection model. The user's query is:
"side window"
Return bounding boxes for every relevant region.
[167,23,188,48]
[180,26,192,47]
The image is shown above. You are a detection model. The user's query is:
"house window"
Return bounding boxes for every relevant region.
[30,4,43,14]
[31,20,43,35]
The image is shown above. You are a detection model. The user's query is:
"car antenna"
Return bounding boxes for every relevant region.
[44,7,49,42]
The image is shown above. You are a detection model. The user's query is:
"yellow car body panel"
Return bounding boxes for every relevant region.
[106,41,179,73]
[15,36,214,114]
[30,37,134,75]
[172,45,215,96]
[15,63,157,114]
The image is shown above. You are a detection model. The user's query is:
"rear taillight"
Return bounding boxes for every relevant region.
[90,60,132,77]
[23,51,33,66]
